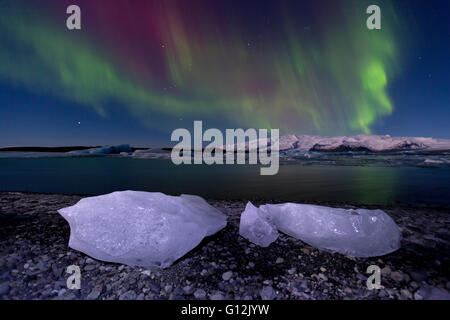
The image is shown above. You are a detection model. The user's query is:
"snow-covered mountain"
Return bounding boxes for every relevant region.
[224,134,450,153]
[278,134,450,152]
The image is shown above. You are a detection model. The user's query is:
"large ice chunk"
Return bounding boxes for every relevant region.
[239,202,401,257]
[58,191,227,268]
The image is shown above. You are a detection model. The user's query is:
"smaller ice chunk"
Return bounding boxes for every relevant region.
[239,202,401,257]
[239,202,278,247]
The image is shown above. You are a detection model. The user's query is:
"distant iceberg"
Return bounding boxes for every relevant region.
[131,148,172,159]
[68,144,132,155]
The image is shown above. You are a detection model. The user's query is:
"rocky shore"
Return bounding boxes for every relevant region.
[0,191,449,300]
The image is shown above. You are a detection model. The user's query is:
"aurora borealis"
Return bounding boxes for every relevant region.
[0,0,449,146]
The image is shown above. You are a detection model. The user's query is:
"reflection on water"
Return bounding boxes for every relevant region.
[0,157,449,206]
[352,166,398,205]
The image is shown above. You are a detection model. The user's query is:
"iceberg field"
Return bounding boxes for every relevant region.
[1,135,449,168]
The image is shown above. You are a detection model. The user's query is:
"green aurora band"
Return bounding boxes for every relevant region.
[0,1,403,134]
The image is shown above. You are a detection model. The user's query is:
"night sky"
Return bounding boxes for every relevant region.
[0,0,449,147]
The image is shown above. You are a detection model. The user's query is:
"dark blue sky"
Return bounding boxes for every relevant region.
[0,0,449,147]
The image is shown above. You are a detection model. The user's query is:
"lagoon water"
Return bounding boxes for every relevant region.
[0,156,449,206]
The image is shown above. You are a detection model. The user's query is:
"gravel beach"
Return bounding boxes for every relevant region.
[0,191,449,300]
